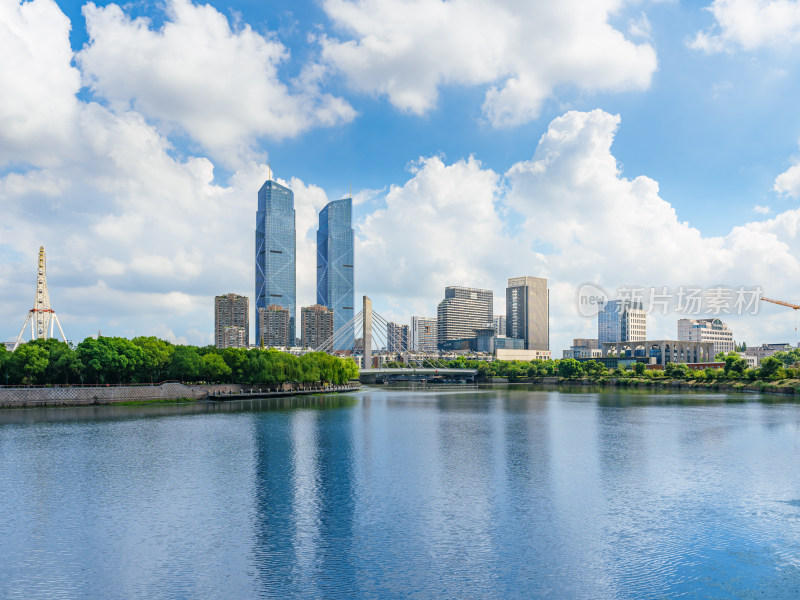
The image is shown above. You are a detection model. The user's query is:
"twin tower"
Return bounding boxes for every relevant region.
[255,178,354,349]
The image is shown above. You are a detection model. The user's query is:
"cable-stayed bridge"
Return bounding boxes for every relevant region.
[314,296,477,383]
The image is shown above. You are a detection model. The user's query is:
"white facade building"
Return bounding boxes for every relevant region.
[677,318,734,355]
[411,316,438,353]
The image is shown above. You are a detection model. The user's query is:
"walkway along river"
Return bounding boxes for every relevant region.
[0,380,361,408]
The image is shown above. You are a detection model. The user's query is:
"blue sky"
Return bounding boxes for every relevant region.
[3,0,800,353]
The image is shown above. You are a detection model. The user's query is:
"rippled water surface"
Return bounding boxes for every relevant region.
[2,386,800,599]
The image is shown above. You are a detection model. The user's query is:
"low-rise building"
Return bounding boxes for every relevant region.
[496,349,551,361]
[742,343,794,366]
[677,318,734,355]
[495,337,525,350]
[602,339,714,366]
[564,338,602,359]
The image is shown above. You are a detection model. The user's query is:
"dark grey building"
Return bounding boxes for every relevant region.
[506,276,549,351]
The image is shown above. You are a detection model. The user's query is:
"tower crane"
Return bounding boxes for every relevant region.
[761,297,800,311]
[761,297,800,344]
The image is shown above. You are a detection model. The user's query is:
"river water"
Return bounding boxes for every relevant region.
[2,385,800,599]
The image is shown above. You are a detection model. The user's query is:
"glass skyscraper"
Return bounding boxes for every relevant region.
[256,179,296,346]
[316,198,354,350]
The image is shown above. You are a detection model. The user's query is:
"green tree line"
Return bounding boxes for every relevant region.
[0,337,359,386]
[383,353,797,383]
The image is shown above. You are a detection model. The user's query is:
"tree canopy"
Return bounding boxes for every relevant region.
[0,337,359,386]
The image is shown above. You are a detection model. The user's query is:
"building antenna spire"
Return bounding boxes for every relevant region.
[13,246,67,350]
[268,163,272,182]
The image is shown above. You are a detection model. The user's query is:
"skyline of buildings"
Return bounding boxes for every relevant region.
[209,176,756,360]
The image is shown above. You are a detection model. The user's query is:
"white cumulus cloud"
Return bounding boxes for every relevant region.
[355,108,800,350]
[319,0,657,127]
[77,0,356,165]
[691,0,800,52]
[0,0,80,167]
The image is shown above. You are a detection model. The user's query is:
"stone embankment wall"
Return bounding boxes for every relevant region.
[0,382,360,408]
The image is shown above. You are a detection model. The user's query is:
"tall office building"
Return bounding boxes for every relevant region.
[598,299,646,344]
[387,322,410,353]
[256,178,296,346]
[215,293,249,349]
[437,286,493,348]
[678,318,734,355]
[301,304,334,349]
[411,316,438,352]
[258,305,291,348]
[317,198,354,350]
[506,276,549,351]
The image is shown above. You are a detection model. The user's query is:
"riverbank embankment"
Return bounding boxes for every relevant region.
[0,381,362,408]
[496,376,800,396]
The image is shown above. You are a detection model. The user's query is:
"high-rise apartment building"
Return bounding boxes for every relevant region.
[411,316,437,352]
[437,286,493,348]
[598,299,646,344]
[258,304,291,348]
[677,318,734,355]
[221,326,247,349]
[215,293,249,349]
[301,304,334,349]
[493,315,506,337]
[317,198,354,350]
[387,322,410,353]
[506,276,549,351]
[256,178,296,347]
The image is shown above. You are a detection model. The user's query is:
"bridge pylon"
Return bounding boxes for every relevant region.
[363,295,372,369]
